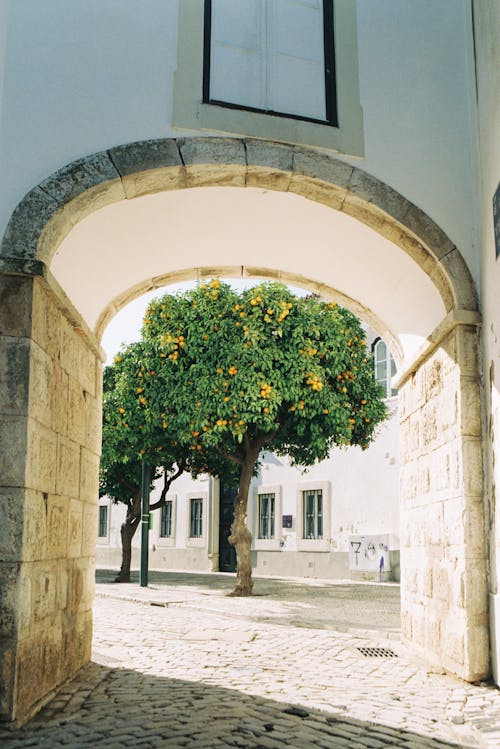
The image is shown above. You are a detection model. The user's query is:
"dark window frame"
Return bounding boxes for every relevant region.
[258,492,276,540]
[160,501,173,538]
[98,505,108,538]
[189,497,203,538]
[302,489,323,540]
[203,0,338,128]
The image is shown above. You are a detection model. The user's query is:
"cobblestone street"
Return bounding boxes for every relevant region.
[2,571,500,748]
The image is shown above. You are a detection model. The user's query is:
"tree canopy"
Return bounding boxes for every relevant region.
[130,280,388,594]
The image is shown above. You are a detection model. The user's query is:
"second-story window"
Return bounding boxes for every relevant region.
[203,0,337,126]
[373,338,397,398]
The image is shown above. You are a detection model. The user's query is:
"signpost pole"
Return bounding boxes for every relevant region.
[140,459,150,587]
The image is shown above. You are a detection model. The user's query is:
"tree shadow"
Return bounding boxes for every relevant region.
[0,661,476,748]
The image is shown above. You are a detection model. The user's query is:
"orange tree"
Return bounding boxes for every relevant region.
[100,341,231,582]
[140,280,388,596]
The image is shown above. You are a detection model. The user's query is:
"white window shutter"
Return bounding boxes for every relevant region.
[268,0,326,120]
[209,0,265,110]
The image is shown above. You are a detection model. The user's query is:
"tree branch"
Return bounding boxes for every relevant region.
[149,464,184,511]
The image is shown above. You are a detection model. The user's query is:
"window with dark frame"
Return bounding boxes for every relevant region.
[203,0,337,127]
[160,501,173,538]
[98,505,108,538]
[258,492,275,539]
[373,338,397,398]
[303,489,323,539]
[189,498,203,538]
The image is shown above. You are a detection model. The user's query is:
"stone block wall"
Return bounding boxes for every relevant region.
[0,272,102,722]
[399,323,489,681]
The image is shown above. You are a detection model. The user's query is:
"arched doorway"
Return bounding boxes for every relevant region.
[0,137,486,722]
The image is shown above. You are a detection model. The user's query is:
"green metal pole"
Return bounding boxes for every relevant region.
[140,459,150,588]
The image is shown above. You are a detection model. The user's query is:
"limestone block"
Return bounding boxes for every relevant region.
[109,138,182,176]
[401,202,456,262]
[0,187,59,260]
[442,619,465,670]
[17,566,31,636]
[67,558,85,615]
[184,163,246,188]
[81,503,98,557]
[67,498,84,558]
[21,490,48,562]
[416,455,431,498]
[181,137,246,187]
[245,139,293,190]
[40,152,120,206]
[55,559,69,611]
[0,274,34,338]
[463,561,488,616]
[443,498,467,549]
[31,281,62,361]
[289,174,347,210]
[85,393,102,455]
[0,337,30,416]
[50,362,69,437]
[431,447,452,494]
[77,347,97,397]
[462,437,484,497]
[464,623,490,681]
[59,318,80,379]
[429,261,454,313]
[28,343,53,428]
[436,386,458,437]
[31,560,57,625]
[463,498,488,560]
[421,402,438,448]
[67,379,86,447]
[55,435,80,499]
[347,167,409,221]
[15,627,66,719]
[460,378,482,436]
[0,642,16,720]
[341,195,405,247]
[293,148,352,187]
[432,563,451,603]
[46,494,69,560]
[437,249,478,312]
[0,414,28,487]
[0,488,24,561]
[61,607,92,673]
[180,136,246,166]
[457,326,480,377]
[79,448,100,504]
[109,138,185,198]
[0,563,19,640]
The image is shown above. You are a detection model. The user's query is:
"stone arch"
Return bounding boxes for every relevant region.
[0,137,477,316]
[0,138,487,723]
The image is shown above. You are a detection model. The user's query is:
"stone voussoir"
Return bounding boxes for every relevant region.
[1,187,60,260]
[39,152,120,206]
[108,138,183,176]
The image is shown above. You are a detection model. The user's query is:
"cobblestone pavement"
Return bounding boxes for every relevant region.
[2,571,500,748]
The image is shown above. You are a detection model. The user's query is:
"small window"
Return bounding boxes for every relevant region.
[303,489,323,539]
[98,505,108,538]
[204,0,337,126]
[189,498,203,538]
[258,492,275,539]
[373,338,397,398]
[160,501,173,538]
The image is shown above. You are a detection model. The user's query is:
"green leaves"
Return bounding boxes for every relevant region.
[101,280,388,505]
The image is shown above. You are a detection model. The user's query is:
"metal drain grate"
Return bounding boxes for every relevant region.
[357,646,398,658]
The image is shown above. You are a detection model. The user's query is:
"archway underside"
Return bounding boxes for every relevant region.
[0,137,488,724]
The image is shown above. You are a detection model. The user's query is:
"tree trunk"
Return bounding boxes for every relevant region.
[228,453,258,596]
[115,489,141,582]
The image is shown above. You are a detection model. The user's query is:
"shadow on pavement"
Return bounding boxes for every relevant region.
[0,661,472,749]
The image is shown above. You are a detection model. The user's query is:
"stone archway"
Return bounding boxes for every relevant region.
[0,137,487,723]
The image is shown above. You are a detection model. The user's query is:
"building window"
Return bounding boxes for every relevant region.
[303,489,323,539]
[189,497,203,538]
[204,0,336,127]
[98,505,108,538]
[258,492,275,539]
[160,501,173,538]
[373,338,397,398]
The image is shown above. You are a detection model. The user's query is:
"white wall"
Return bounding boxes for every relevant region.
[0,0,479,285]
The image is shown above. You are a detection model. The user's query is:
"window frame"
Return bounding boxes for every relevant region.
[172,0,364,155]
[296,481,331,551]
[97,503,109,540]
[373,337,398,399]
[252,484,282,551]
[202,0,337,128]
[186,492,208,548]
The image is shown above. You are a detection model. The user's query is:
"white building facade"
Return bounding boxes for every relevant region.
[0,0,498,723]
